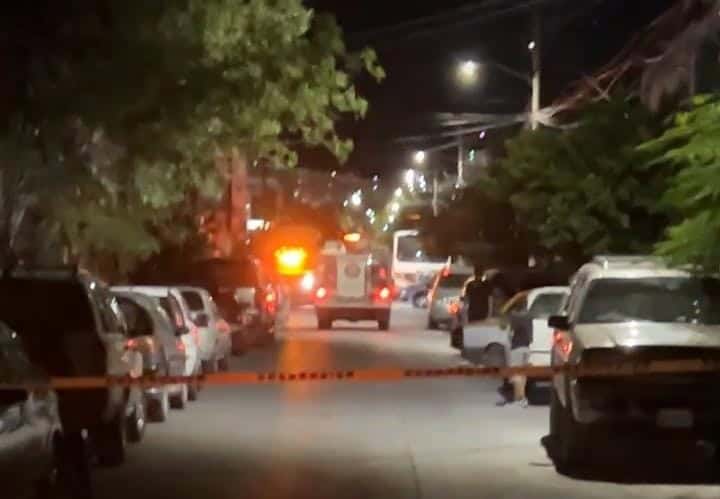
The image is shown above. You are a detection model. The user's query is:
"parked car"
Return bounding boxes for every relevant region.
[177,286,232,372]
[113,285,204,379]
[0,321,78,498]
[427,264,474,329]
[0,266,144,467]
[547,255,720,471]
[113,290,193,420]
[183,258,278,350]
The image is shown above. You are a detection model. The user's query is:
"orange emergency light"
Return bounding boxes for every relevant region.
[343,232,362,243]
[274,247,308,276]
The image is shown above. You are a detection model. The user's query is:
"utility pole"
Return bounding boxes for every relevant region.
[456,135,465,187]
[530,7,541,130]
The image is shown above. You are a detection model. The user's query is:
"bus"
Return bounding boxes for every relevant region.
[391,229,447,292]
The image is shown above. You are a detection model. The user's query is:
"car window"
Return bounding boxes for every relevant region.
[0,279,96,336]
[118,297,154,337]
[181,291,205,311]
[159,295,186,330]
[578,277,720,325]
[527,293,567,318]
[438,273,473,289]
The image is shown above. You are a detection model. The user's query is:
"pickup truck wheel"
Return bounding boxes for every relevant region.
[317,313,332,330]
[378,315,390,331]
[93,416,126,467]
[550,387,588,472]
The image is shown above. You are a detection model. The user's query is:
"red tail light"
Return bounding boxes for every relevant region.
[553,330,573,360]
[379,287,391,300]
[315,287,328,300]
[125,338,139,350]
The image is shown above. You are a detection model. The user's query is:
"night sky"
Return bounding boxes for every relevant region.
[303,0,676,179]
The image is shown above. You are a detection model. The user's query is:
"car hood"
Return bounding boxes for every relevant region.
[574,322,720,349]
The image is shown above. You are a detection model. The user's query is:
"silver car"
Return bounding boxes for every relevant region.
[427,266,474,329]
[547,255,720,471]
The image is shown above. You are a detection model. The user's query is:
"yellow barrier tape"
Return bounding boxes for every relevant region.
[2,359,720,390]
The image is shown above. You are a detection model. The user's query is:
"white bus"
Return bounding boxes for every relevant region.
[391,229,447,291]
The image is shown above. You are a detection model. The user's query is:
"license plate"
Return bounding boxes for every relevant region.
[656,409,693,429]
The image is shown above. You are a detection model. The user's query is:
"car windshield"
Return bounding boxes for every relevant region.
[527,292,566,318]
[578,277,720,324]
[181,291,204,311]
[438,273,472,289]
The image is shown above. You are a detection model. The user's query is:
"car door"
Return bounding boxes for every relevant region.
[0,326,55,495]
[152,305,186,377]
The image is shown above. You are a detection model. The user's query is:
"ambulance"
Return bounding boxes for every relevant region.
[313,241,393,330]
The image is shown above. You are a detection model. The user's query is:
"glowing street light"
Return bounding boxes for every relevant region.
[350,190,362,207]
[390,202,400,213]
[413,150,426,164]
[457,59,479,85]
[394,187,403,198]
[404,169,416,187]
[528,40,536,51]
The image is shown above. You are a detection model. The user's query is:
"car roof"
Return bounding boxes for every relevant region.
[576,256,691,281]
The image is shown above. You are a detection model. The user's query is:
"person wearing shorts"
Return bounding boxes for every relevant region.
[497,312,531,406]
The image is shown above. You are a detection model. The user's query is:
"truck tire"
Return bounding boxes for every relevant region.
[378,312,390,331]
[317,314,332,330]
[125,399,146,443]
[550,386,589,473]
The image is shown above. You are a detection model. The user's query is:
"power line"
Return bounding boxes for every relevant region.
[350,0,565,48]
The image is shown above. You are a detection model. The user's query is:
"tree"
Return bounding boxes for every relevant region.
[493,98,670,263]
[640,94,720,271]
[0,1,384,274]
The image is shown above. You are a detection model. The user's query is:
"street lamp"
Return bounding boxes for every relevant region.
[457,60,479,85]
[350,190,362,207]
[404,169,416,187]
[394,187,403,198]
[413,150,426,164]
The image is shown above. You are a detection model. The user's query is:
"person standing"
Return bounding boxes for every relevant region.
[497,311,531,407]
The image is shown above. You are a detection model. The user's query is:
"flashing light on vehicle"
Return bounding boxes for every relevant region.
[300,272,315,291]
[343,232,362,243]
[315,287,328,300]
[275,247,308,276]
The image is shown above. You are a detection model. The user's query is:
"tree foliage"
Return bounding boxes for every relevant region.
[640,94,720,271]
[0,1,383,273]
[494,98,671,262]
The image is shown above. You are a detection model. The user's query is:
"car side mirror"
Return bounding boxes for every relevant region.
[193,312,210,328]
[548,315,570,331]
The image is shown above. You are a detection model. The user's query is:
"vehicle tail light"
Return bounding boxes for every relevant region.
[315,287,328,301]
[125,338,138,350]
[264,290,277,314]
[448,300,460,315]
[379,287,391,300]
[553,330,573,361]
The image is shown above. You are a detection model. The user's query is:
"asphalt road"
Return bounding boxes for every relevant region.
[94,304,720,499]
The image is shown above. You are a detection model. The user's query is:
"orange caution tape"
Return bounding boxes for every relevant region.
[1,359,720,390]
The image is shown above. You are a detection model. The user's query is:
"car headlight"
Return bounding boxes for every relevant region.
[300,272,315,291]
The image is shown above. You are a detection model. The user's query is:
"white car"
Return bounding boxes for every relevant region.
[177,286,232,371]
[112,286,202,377]
[454,285,569,404]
